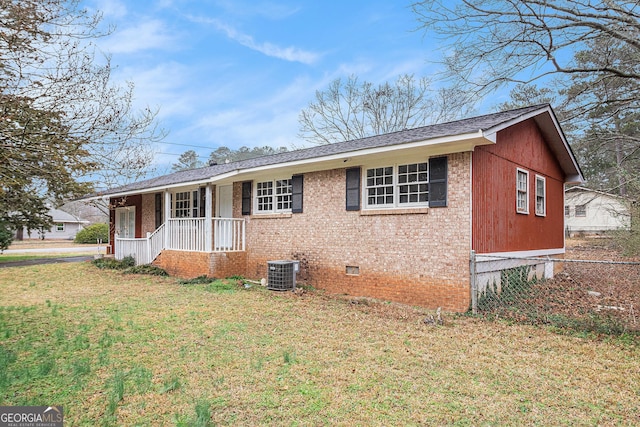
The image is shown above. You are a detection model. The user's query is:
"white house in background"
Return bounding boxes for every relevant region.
[16,208,90,240]
[565,186,631,235]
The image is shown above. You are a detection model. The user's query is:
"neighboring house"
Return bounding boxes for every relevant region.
[16,208,90,240]
[60,199,110,225]
[565,186,631,235]
[90,104,582,312]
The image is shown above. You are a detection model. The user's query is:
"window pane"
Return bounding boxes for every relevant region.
[257,181,274,212]
[365,166,394,206]
[174,191,191,218]
[398,162,428,205]
[516,170,528,213]
[535,176,545,215]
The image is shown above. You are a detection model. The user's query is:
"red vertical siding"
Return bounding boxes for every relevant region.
[472,120,565,253]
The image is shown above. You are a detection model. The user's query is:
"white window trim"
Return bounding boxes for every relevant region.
[363,162,429,209]
[55,223,65,232]
[516,168,529,214]
[173,190,193,218]
[535,175,546,217]
[254,178,293,214]
[171,188,203,218]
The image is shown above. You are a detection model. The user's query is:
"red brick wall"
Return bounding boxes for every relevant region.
[141,193,156,236]
[152,250,247,280]
[237,152,472,312]
[153,250,211,278]
[209,252,247,278]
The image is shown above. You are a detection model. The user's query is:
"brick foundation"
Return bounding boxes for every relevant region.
[153,250,247,280]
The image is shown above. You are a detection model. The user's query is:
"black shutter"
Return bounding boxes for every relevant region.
[154,193,163,229]
[192,190,199,218]
[429,156,448,207]
[291,175,303,213]
[199,188,206,218]
[346,167,361,211]
[242,181,252,215]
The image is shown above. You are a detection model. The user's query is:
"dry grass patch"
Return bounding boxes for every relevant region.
[0,263,639,425]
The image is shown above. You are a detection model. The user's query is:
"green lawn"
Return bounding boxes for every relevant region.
[0,262,639,426]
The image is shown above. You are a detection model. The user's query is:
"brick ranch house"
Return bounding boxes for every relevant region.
[92,104,582,312]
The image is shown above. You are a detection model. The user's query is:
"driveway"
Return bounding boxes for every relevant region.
[0,256,95,268]
[2,246,104,254]
[0,244,106,268]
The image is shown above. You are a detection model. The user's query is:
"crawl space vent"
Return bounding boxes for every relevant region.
[267,260,298,291]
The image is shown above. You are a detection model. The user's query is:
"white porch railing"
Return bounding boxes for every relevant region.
[115,218,245,265]
[115,223,165,265]
[214,218,246,252]
[166,218,207,252]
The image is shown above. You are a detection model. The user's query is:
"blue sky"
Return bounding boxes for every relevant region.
[85,0,490,172]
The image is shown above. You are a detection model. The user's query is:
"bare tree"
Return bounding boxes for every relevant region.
[414,0,640,198]
[208,145,288,165]
[298,74,472,145]
[561,36,640,197]
[496,84,557,112]
[1,0,164,241]
[413,0,640,93]
[2,0,164,186]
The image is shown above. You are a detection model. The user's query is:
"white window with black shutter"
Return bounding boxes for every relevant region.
[251,176,303,214]
[358,157,448,210]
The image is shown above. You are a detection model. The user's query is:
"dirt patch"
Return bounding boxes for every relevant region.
[481,237,640,333]
[8,239,91,250]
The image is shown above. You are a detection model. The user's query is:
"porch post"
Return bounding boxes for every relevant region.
[164,190,171,247]
[205,184,213,251]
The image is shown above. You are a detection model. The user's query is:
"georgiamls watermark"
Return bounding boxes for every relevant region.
[0,406,63,427]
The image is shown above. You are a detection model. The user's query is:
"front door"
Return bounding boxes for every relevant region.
[115,207,136,238]
[215,185,233,249]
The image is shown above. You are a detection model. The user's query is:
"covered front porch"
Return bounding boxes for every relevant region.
[114,217,245,265]
[111,183,245,266]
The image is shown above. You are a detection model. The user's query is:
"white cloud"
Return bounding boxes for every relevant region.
[190,16,320,64]
[102,19,178,54]
[92,0,128,19]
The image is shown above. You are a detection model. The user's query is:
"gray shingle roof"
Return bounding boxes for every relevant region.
[95,104,562,196]
[50,208,89,223]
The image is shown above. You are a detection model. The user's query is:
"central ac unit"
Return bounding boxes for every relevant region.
[267,260,299,291]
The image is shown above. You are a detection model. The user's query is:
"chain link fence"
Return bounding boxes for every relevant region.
[470,251,640,335]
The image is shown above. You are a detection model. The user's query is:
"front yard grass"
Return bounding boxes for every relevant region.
[1,262,639,425]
